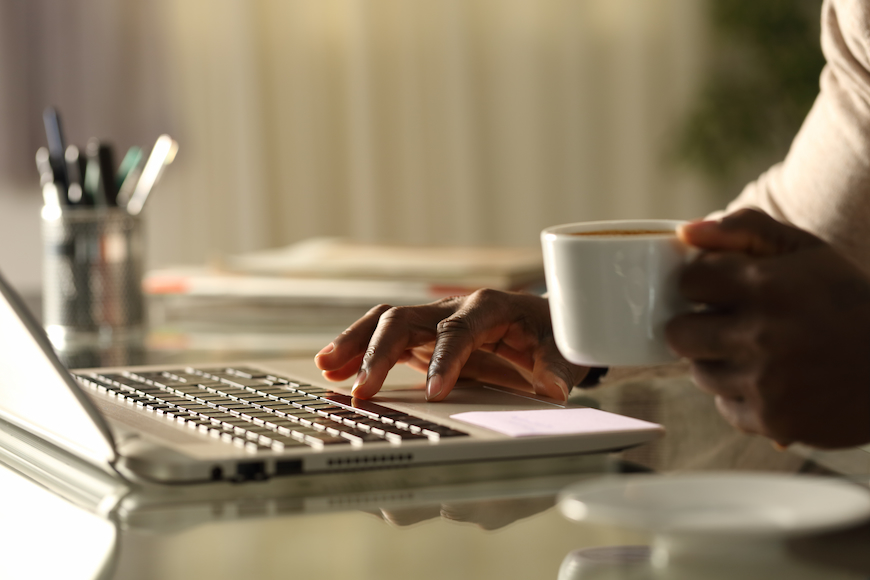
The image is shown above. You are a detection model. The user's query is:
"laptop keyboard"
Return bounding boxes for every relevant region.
[74,366,468,454]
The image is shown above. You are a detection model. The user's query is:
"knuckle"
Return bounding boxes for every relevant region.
[739,262,782,303]
[723,207,768,230]
[432,294,466,309]
[742,318,779,356]
[740,261,768,287]
[466,288,515,313]
[436,314,475,338]
[470,287,504,303]
[362,343,379,361]
[379,305,409,324]
[367,303,394,317]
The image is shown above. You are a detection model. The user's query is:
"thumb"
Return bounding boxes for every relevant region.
[678,208,821,257]
[530,342,587,402]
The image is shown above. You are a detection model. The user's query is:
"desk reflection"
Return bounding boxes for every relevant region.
[558,543,865,580]
[2,451,869,580]
[0,462,118,580]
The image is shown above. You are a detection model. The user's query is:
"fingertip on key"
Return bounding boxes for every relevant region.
[351,369,372,399]
[425,375,444,401]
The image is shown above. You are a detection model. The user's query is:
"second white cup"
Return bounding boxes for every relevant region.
[541,219,692,367]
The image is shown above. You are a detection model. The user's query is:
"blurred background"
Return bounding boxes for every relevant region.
[0,0,824,295]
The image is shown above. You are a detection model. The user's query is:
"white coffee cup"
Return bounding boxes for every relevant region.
[541,219,692,367]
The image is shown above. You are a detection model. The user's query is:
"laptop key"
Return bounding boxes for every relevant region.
[400,432,430,441]
[340,432,364,446]
[98,373,139,386]
[309,435,351,446]
[224,367,264,378]
[270,434,307,447]
[220,377,272,389]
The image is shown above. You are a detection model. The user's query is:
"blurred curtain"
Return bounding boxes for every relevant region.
[0,0,713,275]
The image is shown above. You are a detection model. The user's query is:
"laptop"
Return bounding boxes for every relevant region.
[0,268,663,486]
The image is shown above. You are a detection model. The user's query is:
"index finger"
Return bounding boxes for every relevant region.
[314,304,392,380]
[680,251,754,306]
[348,299,465,399]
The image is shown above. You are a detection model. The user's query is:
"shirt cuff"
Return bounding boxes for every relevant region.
[577,366,609,388]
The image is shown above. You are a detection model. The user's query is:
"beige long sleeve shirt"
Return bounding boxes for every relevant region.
[720,0,870,270]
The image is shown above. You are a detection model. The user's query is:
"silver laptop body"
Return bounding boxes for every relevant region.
[0,269,663,485]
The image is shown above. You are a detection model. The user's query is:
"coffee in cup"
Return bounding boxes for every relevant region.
[541,219,692,366]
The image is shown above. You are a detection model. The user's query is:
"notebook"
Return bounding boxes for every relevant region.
[0,268,663,485]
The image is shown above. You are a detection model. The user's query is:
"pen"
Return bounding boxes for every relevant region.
[36,148,63,209]
[42,107,70,202]
[116,146,142,190]
[97,142,118,206]
[84,138,117,207]
[64,145,84,204]
[116,147,143,208]
[125,134,177,216]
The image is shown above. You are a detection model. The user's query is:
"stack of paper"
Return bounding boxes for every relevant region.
[145,237,545,308]
[224,237,545,291]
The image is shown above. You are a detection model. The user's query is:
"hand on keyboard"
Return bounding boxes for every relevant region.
[314,289,590,402]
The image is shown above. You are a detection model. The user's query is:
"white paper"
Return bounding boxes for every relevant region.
[450,408,660,438]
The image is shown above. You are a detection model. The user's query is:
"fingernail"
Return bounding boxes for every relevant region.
[537,372,570,401]
[426,375,443,401]
[352,369,367,395]
[537,379,567,401]
[316,343,335,358]
[554,377,570,401]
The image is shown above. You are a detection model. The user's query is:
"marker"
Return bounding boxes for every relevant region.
[42,107,70,202]
[83,139,119,207]
[116,147,142,191]
[116,147,143,208]
[97,142,118,206]
[126,134,177,216]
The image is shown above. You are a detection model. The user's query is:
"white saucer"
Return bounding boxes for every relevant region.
[558,473,870,538]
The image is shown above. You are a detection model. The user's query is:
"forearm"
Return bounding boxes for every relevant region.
[715,0,870,273]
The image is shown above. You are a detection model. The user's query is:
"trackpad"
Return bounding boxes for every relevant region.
[371,380,566,413]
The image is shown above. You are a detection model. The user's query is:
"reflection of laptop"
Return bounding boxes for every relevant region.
[0,269,663,485]
[0,447,618,579]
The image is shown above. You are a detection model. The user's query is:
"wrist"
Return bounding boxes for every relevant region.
[577,366,609,388]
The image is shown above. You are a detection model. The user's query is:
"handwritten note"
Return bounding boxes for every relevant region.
[450,408,661,438]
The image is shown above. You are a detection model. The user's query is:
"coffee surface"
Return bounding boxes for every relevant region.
[569,229,675,237]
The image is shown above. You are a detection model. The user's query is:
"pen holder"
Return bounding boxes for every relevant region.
[41,207,145,348]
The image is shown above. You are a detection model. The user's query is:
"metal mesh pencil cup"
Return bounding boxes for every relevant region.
[42,207,145,347]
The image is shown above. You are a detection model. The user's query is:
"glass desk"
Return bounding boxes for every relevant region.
[4,301,870,580]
